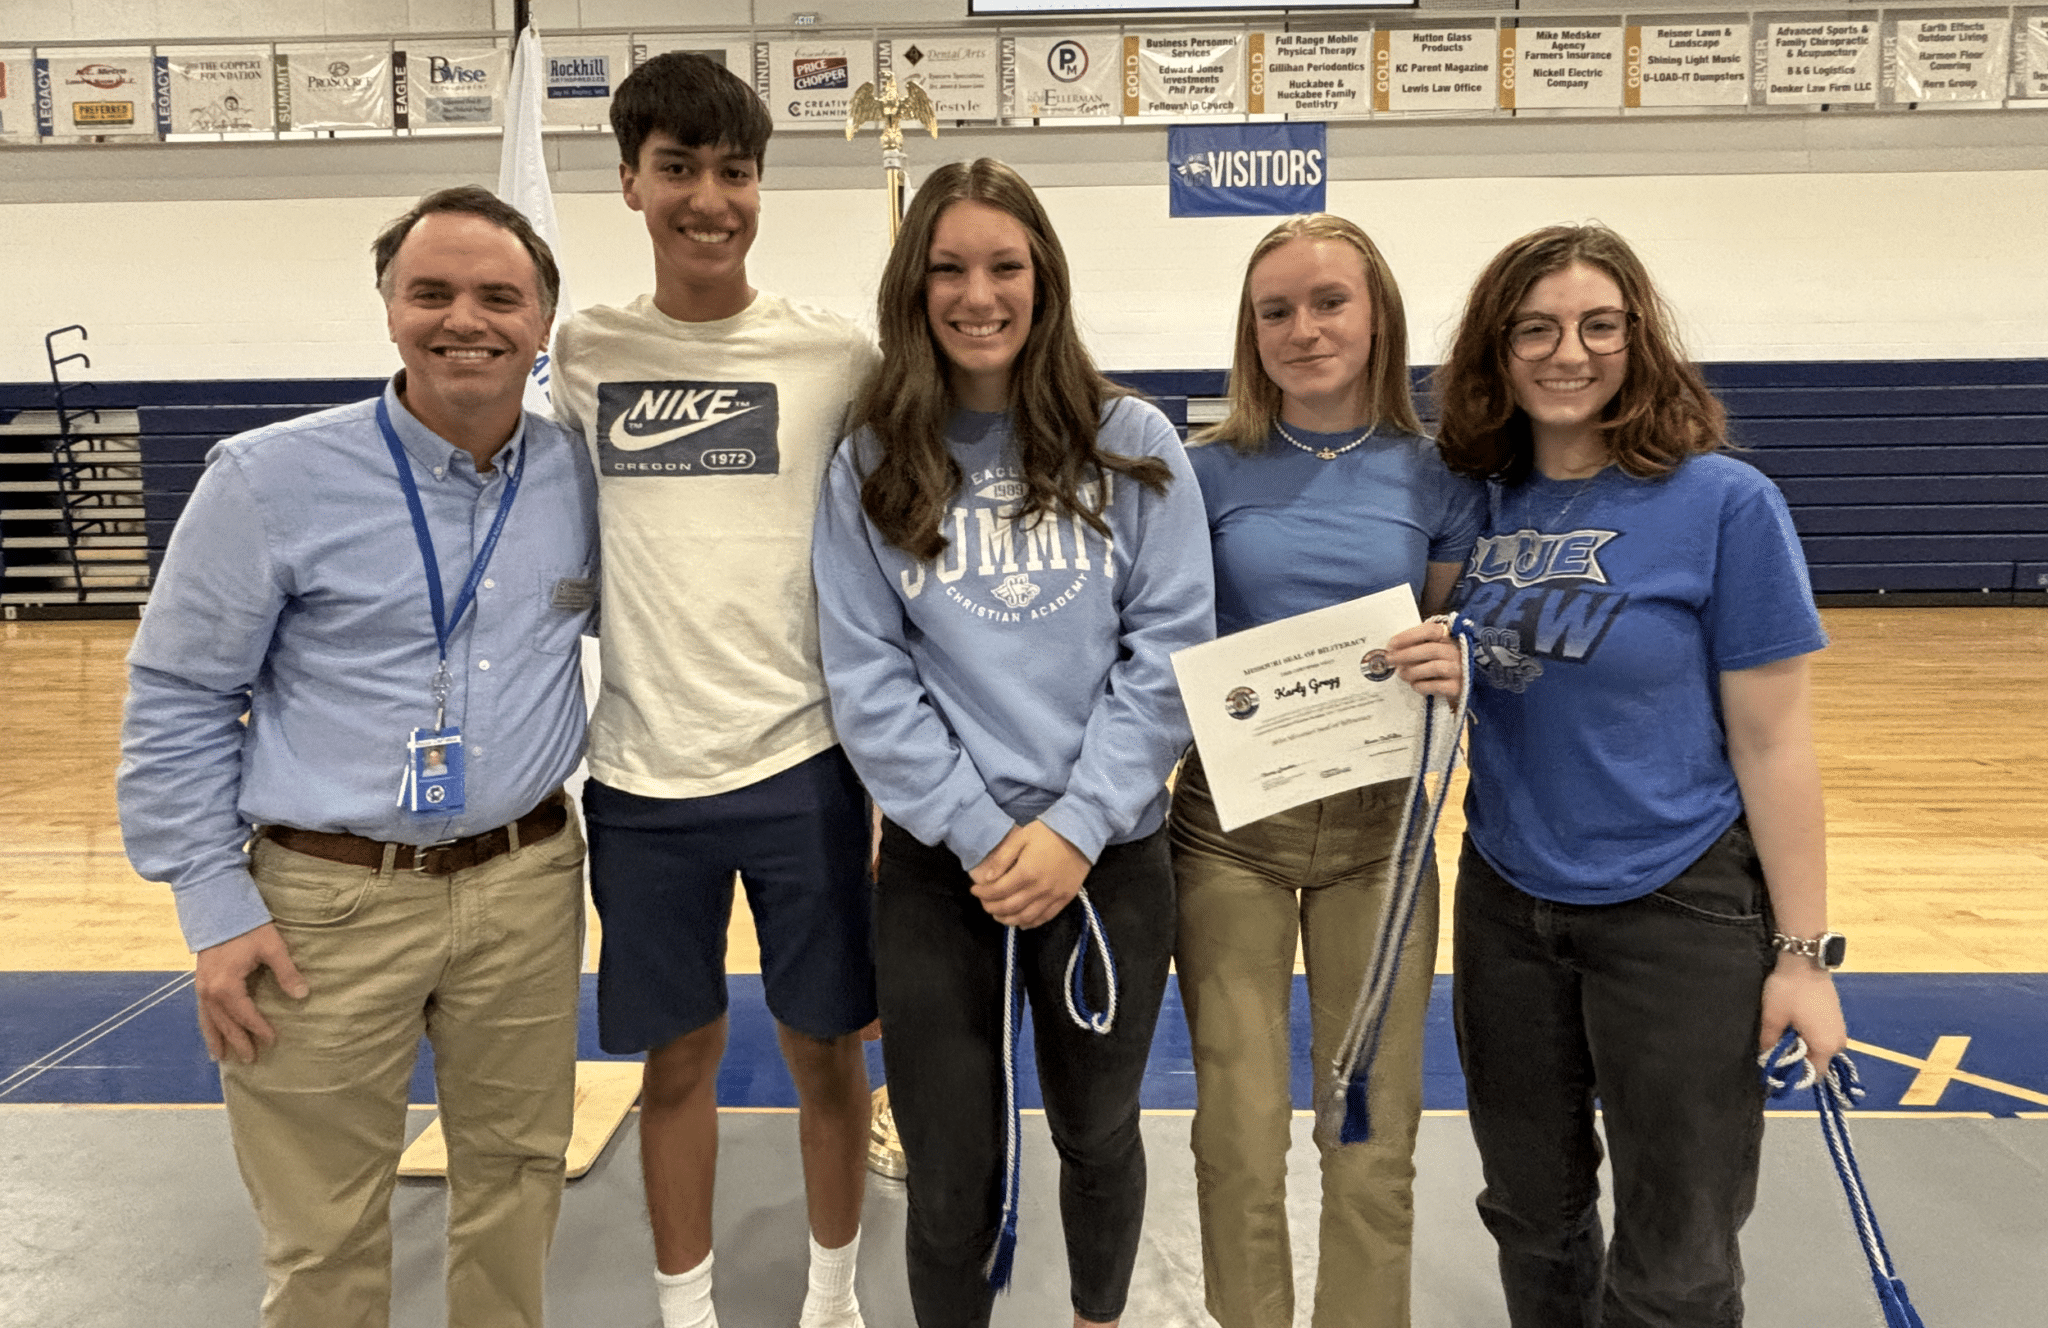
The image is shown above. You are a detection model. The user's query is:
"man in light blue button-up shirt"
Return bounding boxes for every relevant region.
[118,187,598,1328]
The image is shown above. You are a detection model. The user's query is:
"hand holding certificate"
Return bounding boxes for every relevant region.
[1171,586,1424,832]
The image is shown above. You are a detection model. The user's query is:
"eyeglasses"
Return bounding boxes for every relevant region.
[1505,309,1635,362]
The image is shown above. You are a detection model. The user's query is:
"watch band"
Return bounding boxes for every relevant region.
[1772,930,1847,970]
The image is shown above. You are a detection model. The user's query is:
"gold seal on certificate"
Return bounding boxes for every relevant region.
[1171,586,1425,832]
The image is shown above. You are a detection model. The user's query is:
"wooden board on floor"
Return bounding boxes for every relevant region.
[397,1060,642,1181]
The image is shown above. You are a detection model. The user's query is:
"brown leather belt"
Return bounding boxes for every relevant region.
[263,790,569,876]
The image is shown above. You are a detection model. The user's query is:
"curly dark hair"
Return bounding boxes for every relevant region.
[1433,223,1725,483]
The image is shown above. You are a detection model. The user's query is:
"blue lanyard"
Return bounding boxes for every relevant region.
[376,396,526,724]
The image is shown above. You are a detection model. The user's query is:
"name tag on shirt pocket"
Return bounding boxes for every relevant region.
[538,571,595,654]
[551,576,596,612]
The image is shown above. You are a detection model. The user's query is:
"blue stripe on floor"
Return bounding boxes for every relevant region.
[2,972,2044,1114]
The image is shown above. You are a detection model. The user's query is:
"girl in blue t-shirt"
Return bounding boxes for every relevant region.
[813,158,1214,1328]
[1169,214,1483,1328]
[1390,224,1848,1326]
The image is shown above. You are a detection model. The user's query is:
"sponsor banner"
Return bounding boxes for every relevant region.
[539,40,631,126]
[0,53,34,141]
[162,49,274,133]
[885,36,1000,121]
[767,39,875,127]
[1249,30,1371,118]
[1373,28,1498,112]
[1891,18,2008,103]
[1764,21,1877,106]
[595,381,782,478]
[1503,26,1623,110]
[2025,17,2048,99]
[632,36,754,75]
[1013,31,1122,118]
[281,47,392,130]
[1126,31,1245,117]
[1169,122,1326,218]
[396,43,508,128]
[48,50,156,136]
[1625,24,1750,107]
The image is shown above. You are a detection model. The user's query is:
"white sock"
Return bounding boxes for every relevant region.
[655,1251,718,1328]
[798,1230,863,1328]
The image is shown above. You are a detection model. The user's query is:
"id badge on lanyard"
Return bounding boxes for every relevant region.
[377,397,525,816]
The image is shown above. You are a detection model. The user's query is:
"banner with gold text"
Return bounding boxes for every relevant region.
[1126,31,1245,117]
[1502,26,1624,110]
[1625,25,1751,107]
[1249,30,1370,118]
[1373,28,1498,112]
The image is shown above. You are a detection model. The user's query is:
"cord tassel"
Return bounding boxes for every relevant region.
[1319,616,1475,1148]
[1761,1031,1929,1328]
[988,886,1119,1290]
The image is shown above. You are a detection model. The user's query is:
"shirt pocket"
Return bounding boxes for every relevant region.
[534,567,597,655]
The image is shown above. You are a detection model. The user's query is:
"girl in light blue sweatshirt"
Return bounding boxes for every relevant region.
[812,158,1214,1328]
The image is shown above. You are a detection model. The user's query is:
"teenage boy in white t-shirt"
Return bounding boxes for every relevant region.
[550,53,880,1328]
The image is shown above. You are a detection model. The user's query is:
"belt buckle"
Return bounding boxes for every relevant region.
[411,837,461,874]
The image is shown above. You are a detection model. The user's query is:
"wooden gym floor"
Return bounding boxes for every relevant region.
[5,606,2044,974]
[2,607,2045,1328]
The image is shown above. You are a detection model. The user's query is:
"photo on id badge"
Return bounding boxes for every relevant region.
[404,727,466,813]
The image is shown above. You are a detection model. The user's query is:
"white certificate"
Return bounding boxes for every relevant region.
[1172,586,1423,833]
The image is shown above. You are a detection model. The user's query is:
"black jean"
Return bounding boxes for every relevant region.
[1453,824,1776,1328]
[875,819,1175,1327]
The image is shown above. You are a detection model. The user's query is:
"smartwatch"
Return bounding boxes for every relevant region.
[1772,931,1847,971]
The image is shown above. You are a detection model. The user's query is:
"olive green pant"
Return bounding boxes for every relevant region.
[1170,755,1439,1328]
[220,819,586,1328]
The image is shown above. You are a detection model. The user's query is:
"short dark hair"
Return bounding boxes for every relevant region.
[371,185,561,320]
[610,52,771,174]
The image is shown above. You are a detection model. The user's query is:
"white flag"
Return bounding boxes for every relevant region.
[498,25,571,414]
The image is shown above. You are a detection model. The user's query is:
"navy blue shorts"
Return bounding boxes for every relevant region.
[583,746,878,1053]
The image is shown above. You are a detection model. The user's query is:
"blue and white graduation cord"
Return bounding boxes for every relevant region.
[986,887,1118,1291]
[1318,614,1476,1149]
[1761,1032,1930,1328]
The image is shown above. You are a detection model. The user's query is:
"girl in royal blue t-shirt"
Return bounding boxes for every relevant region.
[1389,224,1849,1327]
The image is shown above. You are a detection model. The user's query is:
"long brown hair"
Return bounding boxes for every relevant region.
[855,158,1169,560]
[1433,223,1725,483]
[1199,213,1422,454]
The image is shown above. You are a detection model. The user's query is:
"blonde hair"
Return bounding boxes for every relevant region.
[1198,213,1422,453]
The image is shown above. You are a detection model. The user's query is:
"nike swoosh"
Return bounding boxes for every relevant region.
[607,405,759,451]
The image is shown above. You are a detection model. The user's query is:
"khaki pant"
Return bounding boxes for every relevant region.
[220,816,586,1328]
[1170,755,1438,1328]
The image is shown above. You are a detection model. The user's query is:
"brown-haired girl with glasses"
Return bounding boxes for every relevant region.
[1170,214,1483,1328]
[1389,223,1848,1326]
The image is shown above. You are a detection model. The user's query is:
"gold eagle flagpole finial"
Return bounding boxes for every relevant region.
[845,70,940,244]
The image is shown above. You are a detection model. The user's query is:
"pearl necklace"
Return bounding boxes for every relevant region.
[1274,420,1371,461]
